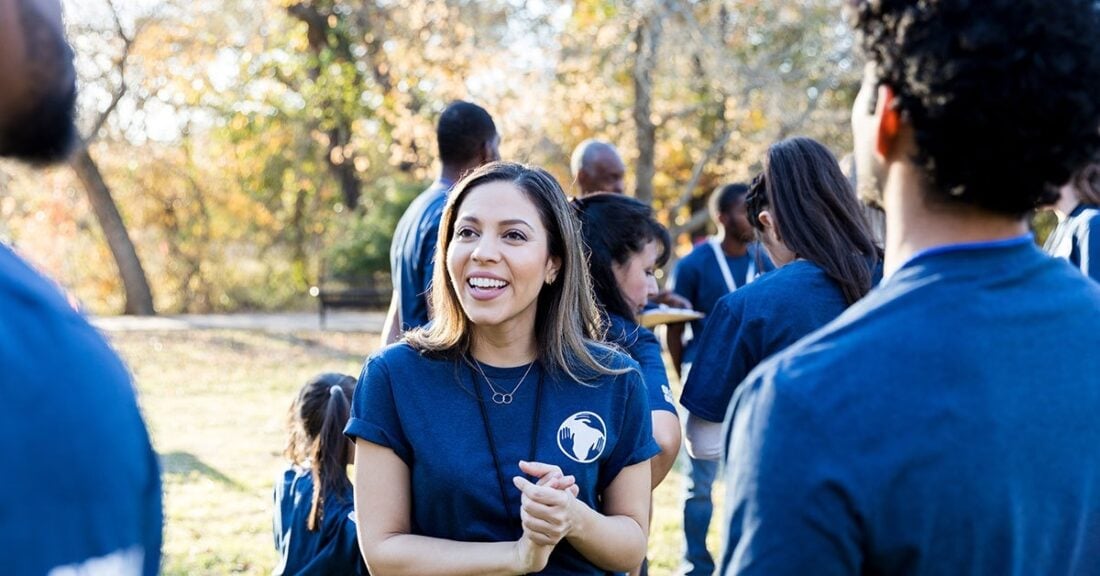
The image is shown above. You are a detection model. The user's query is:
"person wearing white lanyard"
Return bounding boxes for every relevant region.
[665,182,770,576]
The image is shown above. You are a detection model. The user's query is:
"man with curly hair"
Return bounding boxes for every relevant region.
[721,1,1100,574]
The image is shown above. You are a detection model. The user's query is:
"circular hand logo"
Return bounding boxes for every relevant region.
[556,412,607,463]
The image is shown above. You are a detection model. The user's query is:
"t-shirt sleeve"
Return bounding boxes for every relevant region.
[598,368,661,493]
[680,293,759,422]
[344,354,413,465]
[629,326,676,414]
[720,364,863,575]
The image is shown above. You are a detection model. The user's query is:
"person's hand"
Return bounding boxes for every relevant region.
[513,461,583,547]
[525,460,580,497]
[513,531,554,574]
[651,290,692,310]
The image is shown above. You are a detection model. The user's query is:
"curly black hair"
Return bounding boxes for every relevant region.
[851,0,1100,216]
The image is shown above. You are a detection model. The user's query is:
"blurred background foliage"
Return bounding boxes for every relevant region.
[2,0,887,314]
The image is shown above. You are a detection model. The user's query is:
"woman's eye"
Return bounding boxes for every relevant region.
[504,230,528,241]
[455,227,478,239]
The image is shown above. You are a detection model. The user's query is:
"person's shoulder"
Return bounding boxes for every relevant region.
[604,312,638,339]
[276,464,312,494]
[676,243,712,270]
[370,341,447,370]
[578,341,643,379]
[417,183,450,221]
[717,262,809,309]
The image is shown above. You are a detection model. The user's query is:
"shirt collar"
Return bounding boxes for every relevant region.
[899,233,1034,271]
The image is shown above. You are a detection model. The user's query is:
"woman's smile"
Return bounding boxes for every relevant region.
[466,273,511,301]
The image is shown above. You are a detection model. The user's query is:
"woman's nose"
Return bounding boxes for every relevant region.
[471,235,501,262]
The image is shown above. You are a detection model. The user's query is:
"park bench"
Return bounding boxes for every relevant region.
[310,267,391,329]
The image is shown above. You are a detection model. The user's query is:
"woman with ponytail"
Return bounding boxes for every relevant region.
[274,372,368,575]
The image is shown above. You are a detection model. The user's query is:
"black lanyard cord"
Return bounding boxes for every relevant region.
[467,359,544,538]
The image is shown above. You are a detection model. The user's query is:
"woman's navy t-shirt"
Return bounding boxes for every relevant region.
[681,260,862,423]
[345,343,659,575]
[605,313,676,414]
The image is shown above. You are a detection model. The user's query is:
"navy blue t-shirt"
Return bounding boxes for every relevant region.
[0,244,162,575]
[345,343,659,575]
[273,465,368,576]
[1044,203,1100,282]
[605,313,676,414]
[722,237,1100,575]
[390,179,452,331]
[669,240,771,368]
[681,260,855,423]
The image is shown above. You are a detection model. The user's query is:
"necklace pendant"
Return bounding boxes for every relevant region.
[492,392,513,405]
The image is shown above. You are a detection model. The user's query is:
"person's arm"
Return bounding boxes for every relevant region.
[664,322,686,378]
[626,324,681,488]
[353,440,554,576]
[651,289,691,309]
[679,294,755,423]
[684,413,723,461]
[513,460,651,572]
[381,293,402,346]
[663,259,696,377]
[650,410,681,487]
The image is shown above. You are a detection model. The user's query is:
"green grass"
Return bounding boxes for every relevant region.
[108,328,723,575]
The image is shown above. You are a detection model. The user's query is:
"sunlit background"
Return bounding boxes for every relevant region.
[1,0,859,315]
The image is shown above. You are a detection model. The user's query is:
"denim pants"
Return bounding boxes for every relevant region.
[681,455,718,576]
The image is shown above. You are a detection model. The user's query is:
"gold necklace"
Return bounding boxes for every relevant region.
[473,359,535,405]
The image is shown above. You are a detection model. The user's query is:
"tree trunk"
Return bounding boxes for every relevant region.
[69,142,155,315]
[632,13,662,205]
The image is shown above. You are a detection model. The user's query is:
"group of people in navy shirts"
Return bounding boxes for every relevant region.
[5,0,1100,575]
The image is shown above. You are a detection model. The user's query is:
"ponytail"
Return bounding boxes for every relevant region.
[308,382,353,531]
[286,373,356,532]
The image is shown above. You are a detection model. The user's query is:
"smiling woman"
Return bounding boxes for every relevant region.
[344,162,660,575]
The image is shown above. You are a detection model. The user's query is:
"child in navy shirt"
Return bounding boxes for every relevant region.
[274,373,368,576]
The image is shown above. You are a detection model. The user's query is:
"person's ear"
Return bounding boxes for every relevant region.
[717,209,732,229]
[545,256,562,285]
[875,84,902,160]
[758,210,780,242]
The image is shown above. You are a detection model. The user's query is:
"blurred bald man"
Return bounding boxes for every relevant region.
[0,1,163,573]
[571,139,626,196]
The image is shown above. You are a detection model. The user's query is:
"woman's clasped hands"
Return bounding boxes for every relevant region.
[511,460,582,573]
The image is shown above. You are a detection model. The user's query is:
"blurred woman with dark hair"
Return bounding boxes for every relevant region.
[680,136,882,460]
[572,192,682,576]
[572,193,682,489]
[1044,162,1100,282]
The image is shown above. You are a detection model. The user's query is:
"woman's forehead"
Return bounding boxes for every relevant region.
[458,181,544,225]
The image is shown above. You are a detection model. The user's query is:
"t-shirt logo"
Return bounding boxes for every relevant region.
[557,412,607,463]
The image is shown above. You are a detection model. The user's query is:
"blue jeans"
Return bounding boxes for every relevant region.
[681,454,718,576]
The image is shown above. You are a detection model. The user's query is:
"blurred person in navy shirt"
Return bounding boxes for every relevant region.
[721,1,1100,574]
[0,0,162,573]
